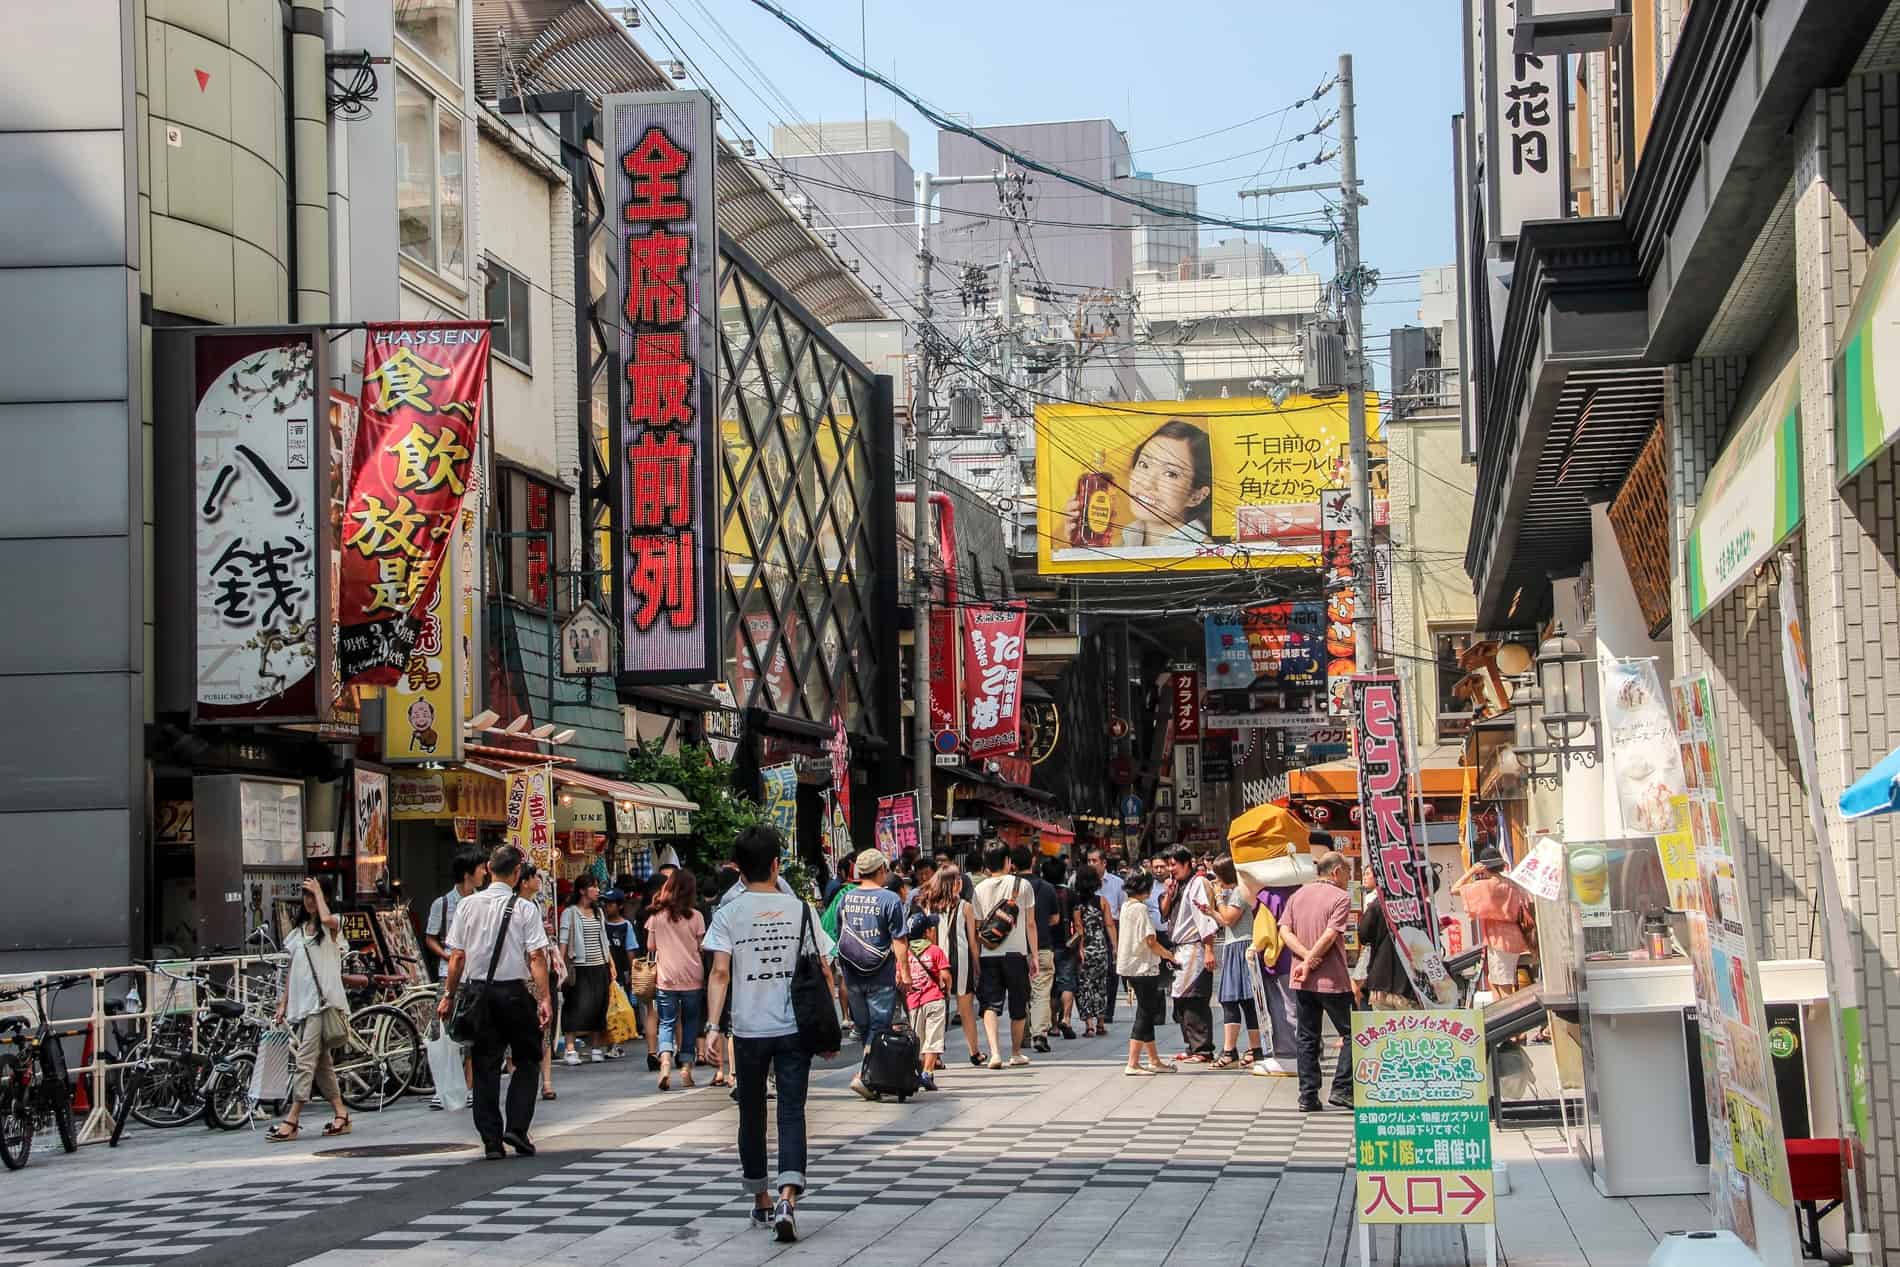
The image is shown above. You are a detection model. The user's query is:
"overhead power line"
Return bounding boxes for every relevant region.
[742,0,1335,240]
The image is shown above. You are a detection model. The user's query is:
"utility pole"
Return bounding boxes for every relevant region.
[1336,52,1377,670]
[912,170,997,858]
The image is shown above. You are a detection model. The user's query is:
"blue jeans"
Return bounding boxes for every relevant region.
[844,975,899,1045]
[656,989,703,1061]
[734,1033,812,1194]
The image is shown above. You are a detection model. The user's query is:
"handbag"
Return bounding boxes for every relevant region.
[604,982,639,1045]
[302,937,352,1050]
[791,902,843,1056]
[976,879,1024,950]
[627,953,658,1003]
[448,896,519,1044]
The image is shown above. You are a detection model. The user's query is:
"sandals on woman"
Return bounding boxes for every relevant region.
[321,1116,351,1137]
[266,1121,301,1142]
[1212,1052,1239,1070]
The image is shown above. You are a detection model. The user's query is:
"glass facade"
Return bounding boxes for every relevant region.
[714,249,883,734]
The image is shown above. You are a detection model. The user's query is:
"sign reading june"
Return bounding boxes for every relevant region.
[1353,1009,1493,1228]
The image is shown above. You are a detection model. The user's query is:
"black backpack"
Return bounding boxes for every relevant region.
[977,878,1024,950]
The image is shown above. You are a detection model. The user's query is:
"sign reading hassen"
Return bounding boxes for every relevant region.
[192,330,331,723]
[1034,396,1383,575]
[1687,359,1802,620]
[606,90,720,682]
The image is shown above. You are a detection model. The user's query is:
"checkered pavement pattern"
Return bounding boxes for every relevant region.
[0,1167,440,1266]
[359,1104,1354,1249]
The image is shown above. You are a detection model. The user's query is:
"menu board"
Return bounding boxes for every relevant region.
[375,909,427,984]
[1672,673,1793,1242]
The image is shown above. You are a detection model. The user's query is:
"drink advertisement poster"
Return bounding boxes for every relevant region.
[1671,673,1794,1243]
[1353,1009,1493,1225]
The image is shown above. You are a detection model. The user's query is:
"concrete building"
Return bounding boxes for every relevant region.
[1134,270,1322,400]
[1457,0,1900,1255]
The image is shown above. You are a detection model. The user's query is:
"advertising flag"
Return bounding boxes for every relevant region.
[1352,674,1458,1007]
[962,602,1028,757]
[338,322,490,685]
[928,606,962,738]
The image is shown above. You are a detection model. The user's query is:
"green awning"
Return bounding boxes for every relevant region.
[1686,359,1803,620]
[1837,224,1900,482]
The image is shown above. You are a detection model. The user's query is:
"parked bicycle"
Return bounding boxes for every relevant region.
[0,973,90,1170]
[341,951,437,1099]
[108,962,267,1144]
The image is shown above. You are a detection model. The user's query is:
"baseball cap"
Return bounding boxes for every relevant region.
[854,848,890,876]
[601,888,626,903]
[904,911,939,940]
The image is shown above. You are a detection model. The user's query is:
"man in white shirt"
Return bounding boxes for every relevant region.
[701,826,838,1244]
[437,845,552,1161]
[1159,847,1219,1063]
[972,843,1039,1070]
[1087,848,1126,1023]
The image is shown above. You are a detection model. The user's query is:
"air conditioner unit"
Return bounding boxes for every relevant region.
[620,3,641,27]
[1303,319,1346,398]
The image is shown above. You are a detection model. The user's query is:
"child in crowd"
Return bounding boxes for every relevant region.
[1116,871,1176,1075]
[904,911,951,1091]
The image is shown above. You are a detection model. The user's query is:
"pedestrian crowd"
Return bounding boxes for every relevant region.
[251,824,1420,1243]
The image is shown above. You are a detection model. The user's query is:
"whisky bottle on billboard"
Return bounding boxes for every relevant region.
[1070,452,1116,547]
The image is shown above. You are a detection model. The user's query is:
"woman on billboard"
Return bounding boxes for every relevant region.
[1057,419,1214,551]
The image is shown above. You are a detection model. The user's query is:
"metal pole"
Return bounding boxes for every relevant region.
[1338,52,1376,670]
[913,171,936,859]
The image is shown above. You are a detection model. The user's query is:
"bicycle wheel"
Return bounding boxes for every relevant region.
[399,993,439,1095]
[125,1045,203,1129]
[203,1052,257,1130]
[335,1006,421,1113]
[39,1036,78,1153]
[0,1057,32,1170]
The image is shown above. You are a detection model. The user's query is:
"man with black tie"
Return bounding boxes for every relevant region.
[438,845,552,1160]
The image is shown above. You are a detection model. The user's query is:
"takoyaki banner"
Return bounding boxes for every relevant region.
[1033,396,1382,576]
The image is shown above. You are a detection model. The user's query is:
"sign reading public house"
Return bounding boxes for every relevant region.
[606,91,720,681]
[338,323,490,685]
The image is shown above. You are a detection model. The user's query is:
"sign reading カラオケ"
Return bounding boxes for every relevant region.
[605,90,720,682]
[338,323,490,685]
[191,330,332,723]
[1354,1009,1494,1227]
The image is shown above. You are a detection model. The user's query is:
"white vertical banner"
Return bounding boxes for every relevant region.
[1485,0,1566,243]
[1173,742,1202,819]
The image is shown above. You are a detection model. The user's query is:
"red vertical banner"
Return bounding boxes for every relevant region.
[1170,669,1201,741]
[607,91,719,681]
[1351,674,1457,1007]
[927,606,961,738]
[963,602,1027,757]
[338,322,490,686]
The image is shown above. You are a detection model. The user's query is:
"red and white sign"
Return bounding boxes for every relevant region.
[1170,670,1201,741]
[1507,835,1566,902]
[338,322,490,685]
[962,602,1027,757]
[928,606,961,737]
[607,90,719,681]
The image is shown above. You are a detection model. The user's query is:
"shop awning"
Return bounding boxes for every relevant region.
[940,762,1057,804]
[1289,758,1474,799]
[553,768,698,812]
[1841,743,1900,820]
[986,802,1075,843]
[1686,357,1803,620]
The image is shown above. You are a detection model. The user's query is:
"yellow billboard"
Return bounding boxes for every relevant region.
[1033,395,1382,575]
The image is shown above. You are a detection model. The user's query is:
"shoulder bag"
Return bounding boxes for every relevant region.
[302,935,352,1050]
[448,896,519,1044]
[976,878,1024,950]
[791,901,843,1055]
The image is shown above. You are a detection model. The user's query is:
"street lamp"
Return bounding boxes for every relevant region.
[1509,682,1560,791]
[1536,624,1599,766]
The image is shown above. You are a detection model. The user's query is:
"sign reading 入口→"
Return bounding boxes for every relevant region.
[1354,1009,1494,1228]
[604,90,720,683]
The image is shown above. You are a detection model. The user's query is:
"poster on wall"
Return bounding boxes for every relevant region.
[1204,605,1326,690]
[1351,675,1457,1007]
[383,518,464,763]
[1671,673,1795,1245]
[875,793,919,860]
[351,766,389,896]
[605,90,721,682]
[761,762,798,855]
[1034,398,1387,575]
[338,322,490,685]
[1598,657,1687,834]
[191,330,331,723]
[963,602,1027,757]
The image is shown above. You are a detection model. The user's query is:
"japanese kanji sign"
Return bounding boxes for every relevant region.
[1204,604,1326,691]
[1353,1008,1494,1225]
[190,330,332,723]
[962,602,1028,757]
[928,607,962,740]
[1352,675,1459,1007]
[605,91,719,681]
[1483,0,1566,243]
[381,510,465,764]
[338,322,490,685]
[876,792,919,861]
[1170,669,1201,741]
[505,765,555,876]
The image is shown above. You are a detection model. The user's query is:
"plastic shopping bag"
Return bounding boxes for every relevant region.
[605,982,639,1046]
[425,1020,465,1109]
[250,1027,293,1105]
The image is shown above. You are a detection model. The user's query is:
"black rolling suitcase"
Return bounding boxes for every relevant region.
[860,1008,923,1101]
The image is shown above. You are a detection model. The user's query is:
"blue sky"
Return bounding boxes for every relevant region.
[635,0,1464,336]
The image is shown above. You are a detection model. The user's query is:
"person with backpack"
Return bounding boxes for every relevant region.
[972,843,1038,1069]
[701,826,839,1243]
[835,850,911,1101]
